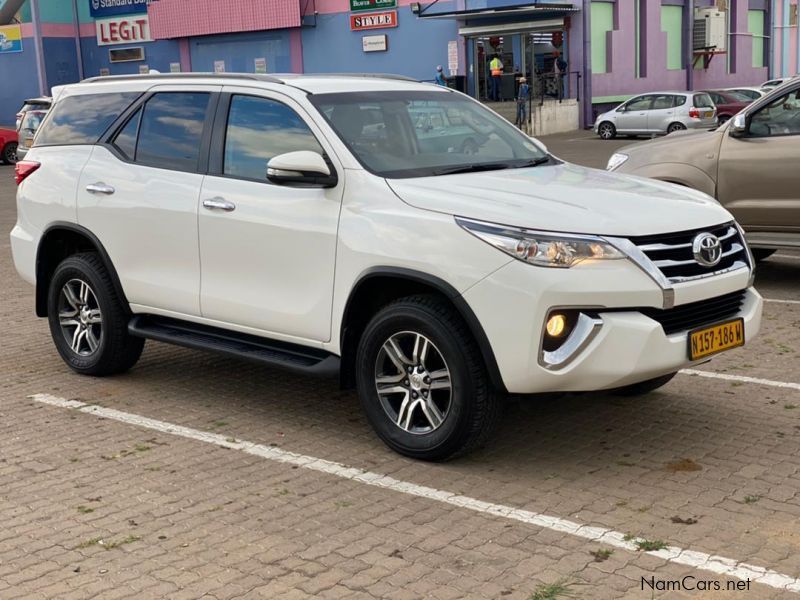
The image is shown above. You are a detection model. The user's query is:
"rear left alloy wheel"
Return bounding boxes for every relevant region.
[355,295,503,461]
[48,253,144,376]
[667,122,687,134]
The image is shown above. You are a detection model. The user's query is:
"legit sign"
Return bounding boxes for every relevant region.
[350,11,397,31]
[96,15,152,46]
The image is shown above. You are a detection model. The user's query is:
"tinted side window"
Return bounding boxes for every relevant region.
[651,95,674,110]
[224,95,323,181]
[750,89,800,137]
[35,92,140,146]
[626,96,653,111]
[136,92,210,171]
[112,109,141,160]
[674,95,687,107]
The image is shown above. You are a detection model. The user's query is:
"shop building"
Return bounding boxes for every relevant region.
[0,0,798,131]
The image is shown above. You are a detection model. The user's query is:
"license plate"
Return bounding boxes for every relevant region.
[703,110,713,118]
[689,318,744,360]
[24,139,33,148]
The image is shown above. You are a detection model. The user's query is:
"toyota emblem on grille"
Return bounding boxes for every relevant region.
[692,232,722,267]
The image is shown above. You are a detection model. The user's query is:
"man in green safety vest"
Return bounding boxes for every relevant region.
[488,54,503,101]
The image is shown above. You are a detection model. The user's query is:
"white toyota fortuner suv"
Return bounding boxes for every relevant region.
[11,73,762,460]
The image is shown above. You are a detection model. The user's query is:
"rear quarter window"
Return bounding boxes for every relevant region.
[693,93,714,108]
[35,92,140,146]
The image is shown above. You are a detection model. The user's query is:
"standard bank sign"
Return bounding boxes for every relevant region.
[90,0,148,18]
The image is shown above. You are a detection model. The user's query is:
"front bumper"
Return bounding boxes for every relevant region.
[462,258,761,394]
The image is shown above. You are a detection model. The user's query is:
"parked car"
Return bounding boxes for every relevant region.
[0,126,17,164]
[702,90,752,124]
[609,77,800,260]
[15,96,51,130]
[594,91,717,139]
[723,86,765,101]
[15,109,47,161]
[12,73,762,460]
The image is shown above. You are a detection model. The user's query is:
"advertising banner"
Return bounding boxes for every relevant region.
[90,0,148,18]
[0,24,23,54]
[350,0,396,12]
[350,11,397,31]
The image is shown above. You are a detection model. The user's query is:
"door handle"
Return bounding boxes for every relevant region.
[202,197,236,212]
[86,182,115,195]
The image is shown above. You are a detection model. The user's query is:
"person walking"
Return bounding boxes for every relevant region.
[489,54,503,101]
[434,65,447,86]
[515,76,530,132]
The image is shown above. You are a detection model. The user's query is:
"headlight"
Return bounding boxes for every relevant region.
[606,153,629,171]
[456,218,626,268]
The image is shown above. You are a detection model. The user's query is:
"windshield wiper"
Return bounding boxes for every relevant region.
[433,162,512,176]
[516,156,551,168]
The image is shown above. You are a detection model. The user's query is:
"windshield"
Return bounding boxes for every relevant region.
[309,90,548,178]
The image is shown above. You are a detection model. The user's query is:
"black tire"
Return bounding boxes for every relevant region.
[751,248,776,262]
[667,122,687,134]
[47,252,144,376]
[1,142,17,165]
[717,115,731,125]
[355,295,503,461]
[598,122,616,140]
[612,372,677,397]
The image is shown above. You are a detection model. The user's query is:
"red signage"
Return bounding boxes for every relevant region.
[96,15,152,46]
[350,11,397,31]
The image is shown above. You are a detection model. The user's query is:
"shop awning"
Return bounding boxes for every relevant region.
[417,3,579,22]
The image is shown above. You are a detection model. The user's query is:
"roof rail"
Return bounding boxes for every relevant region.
[81,72,285,85]
[300,73,419,82]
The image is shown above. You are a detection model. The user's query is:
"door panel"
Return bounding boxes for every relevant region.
[617,95,651,133]
[77,146,206,314]
[198,88,344,342]
[647,95,677,133]
[717,87,800,231]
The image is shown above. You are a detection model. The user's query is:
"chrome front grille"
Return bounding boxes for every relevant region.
[628,222,749,283]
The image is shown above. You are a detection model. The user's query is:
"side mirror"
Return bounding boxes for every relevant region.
[267,151,337,188]
[728,113,748,137]
[617,105,627,113]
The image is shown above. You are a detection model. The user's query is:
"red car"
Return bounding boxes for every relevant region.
[703,90,753,124]
[0,127,18,165]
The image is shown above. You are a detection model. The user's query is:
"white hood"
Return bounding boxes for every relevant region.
[387,162,732,236]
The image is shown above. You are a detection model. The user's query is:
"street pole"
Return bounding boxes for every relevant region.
[30,0,48,95]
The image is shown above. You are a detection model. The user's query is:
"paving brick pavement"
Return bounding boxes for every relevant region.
[2,164,800,598]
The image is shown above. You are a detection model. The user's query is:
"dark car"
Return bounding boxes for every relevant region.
[0,127,18,164]
[703,90,752,124]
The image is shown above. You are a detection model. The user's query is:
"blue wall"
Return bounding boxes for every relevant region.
[189,31,292,73]
[0,38,40,126]
[43,37,80,88]
[301,12,459,81]
[79,37,181,76]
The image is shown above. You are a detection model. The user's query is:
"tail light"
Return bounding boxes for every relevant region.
[689,107,700,119]
[15,161,40,185]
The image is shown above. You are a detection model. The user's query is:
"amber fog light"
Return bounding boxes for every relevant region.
[546,314,566,337]
[542,310,579,352]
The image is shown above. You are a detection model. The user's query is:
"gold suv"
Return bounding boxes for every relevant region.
[609,79,800,260]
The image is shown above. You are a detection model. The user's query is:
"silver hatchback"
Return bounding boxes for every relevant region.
[594,91,717,140]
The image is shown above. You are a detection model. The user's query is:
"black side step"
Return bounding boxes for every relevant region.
[128,315,340,377]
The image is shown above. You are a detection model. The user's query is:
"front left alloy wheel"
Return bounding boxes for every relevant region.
[48,253,144,376]
[356,295,503,461]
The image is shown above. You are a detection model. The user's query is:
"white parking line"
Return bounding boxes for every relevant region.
[30,393,800,594]
[764,297,800,305]
[681,369,800,391]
